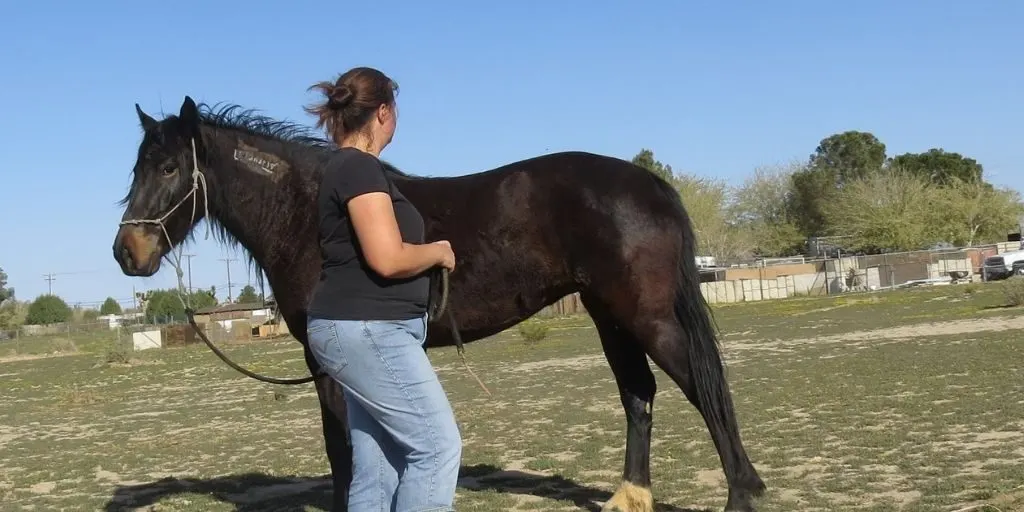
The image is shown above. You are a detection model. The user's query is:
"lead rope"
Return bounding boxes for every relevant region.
[120,139,489,393]
[120,138,314,385]
[435,269,492,397]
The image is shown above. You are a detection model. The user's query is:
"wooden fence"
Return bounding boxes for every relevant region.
[535,293,586,318]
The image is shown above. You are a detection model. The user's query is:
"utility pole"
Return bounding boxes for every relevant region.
[183,254,195,295]
[42,273,56,295]
[219,257,237,302]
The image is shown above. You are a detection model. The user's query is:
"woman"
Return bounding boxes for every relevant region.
[303,66,462,511]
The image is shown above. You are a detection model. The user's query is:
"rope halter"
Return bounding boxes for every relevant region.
[118,138,211,310]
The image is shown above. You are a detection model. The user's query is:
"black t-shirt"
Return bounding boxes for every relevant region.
[307,147,430,321]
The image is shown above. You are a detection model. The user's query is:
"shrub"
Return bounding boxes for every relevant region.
[105,348,131,365]
[25,294,72,325]
[1001,277,1024,307]
[518,320,549,343]
[99,297,122,315]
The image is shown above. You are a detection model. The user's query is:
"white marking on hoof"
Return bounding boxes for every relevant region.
[601,481,654,512]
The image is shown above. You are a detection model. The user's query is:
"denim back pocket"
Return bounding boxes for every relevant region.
[306,319,348,376]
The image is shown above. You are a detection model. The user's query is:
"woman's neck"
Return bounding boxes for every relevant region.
[339,133,383,157]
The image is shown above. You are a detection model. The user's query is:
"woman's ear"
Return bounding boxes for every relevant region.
[377,103,391,124]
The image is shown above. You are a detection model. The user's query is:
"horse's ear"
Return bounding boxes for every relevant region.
[135,103,158,132]
[178,96,200,137]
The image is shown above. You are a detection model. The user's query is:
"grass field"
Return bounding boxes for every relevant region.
[1,281,1023,511]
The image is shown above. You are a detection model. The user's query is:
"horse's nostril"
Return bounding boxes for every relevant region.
[121,245,134,269]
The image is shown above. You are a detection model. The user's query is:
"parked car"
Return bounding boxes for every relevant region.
[982,249,1024,281]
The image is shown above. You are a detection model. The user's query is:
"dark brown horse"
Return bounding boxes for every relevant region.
[112,96,765,511]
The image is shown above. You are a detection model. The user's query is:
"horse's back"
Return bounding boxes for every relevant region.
[398,150,682,246]
[402,150,687,339]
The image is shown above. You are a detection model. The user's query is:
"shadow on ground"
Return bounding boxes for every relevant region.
[102,464,707,511]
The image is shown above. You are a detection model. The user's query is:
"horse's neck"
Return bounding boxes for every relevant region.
[202,131,305,270]
[199,128,325,326]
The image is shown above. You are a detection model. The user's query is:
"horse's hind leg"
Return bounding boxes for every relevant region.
[584,275,764,511]
[641,319,764,511]
[583,295,656,512]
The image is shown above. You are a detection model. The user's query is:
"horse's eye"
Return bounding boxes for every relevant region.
[162,166,177,177]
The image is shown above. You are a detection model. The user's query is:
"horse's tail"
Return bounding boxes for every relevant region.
[656,175,765,495]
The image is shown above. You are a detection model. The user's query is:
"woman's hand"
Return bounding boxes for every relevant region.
[431,240,456,271]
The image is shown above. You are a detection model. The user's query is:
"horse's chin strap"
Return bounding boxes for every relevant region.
[119,137,212,313]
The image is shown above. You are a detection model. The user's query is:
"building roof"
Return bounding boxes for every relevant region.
[193,301,275,315]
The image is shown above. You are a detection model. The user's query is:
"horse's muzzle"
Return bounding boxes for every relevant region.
[113,225,163,277]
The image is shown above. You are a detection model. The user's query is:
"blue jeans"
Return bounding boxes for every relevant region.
[306,313,462,511]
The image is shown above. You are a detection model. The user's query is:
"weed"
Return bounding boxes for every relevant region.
[1000,277,1024,306]
[518,320,549,343]
[104,347,132,364]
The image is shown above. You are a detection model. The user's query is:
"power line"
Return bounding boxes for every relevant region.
[67,297,137,306]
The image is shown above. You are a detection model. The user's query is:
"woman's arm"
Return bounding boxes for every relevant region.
[348,192,449,279]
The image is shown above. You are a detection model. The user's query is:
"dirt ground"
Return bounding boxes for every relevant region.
[1,283,1022,511]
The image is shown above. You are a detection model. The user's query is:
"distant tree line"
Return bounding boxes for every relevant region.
[631,130,1023,260]
[0,264,272,332]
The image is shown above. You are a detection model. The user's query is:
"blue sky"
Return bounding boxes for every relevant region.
[1,1,1021,308]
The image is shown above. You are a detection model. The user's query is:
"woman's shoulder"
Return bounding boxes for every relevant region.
[324,147,389,195]
[329,147,384,171]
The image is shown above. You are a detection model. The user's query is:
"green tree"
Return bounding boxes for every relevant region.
[144,288,218,323]
[730,162,807,256]
[822,169,942,253]
[932,178,1024,247]
[24,294,73,325]
[631,149,675,182]
[787,165,838,237]
[236,285,259,304]
[888,148,984,185]
[99,297,123,315]
[0,267,12,304]
[674,174,752,261]
[788,131,888,238]
[808,130,887,185]
[0,300,27,331]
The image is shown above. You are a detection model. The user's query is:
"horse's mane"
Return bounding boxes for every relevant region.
[198,103,333,149]
[118,101,430,297]
[195,102,421,179]
[189,103,424,292]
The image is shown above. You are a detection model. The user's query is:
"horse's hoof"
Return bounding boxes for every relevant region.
[723,487,760,512]
[601,481,654,512]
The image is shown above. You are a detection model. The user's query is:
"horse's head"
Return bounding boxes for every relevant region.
[114,96,208,277]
